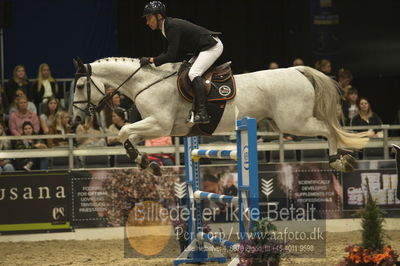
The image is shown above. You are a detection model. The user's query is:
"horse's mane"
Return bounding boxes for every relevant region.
[94,57,138,64]
[93,57,180,74]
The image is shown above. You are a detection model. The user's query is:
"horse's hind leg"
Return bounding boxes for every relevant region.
[285,117,356,172]
[119,117,171,176]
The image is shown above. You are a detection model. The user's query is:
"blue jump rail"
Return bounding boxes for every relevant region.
[193,190,238,205]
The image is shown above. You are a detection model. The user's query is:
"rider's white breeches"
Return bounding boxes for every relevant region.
[188,37,223,81]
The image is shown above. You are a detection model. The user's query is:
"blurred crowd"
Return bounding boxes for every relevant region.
[0,63,174,172]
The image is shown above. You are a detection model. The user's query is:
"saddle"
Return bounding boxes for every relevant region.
[177,61,236,103]
[177,61,236,136]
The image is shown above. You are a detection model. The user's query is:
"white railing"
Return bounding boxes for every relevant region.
[1,125,400,170]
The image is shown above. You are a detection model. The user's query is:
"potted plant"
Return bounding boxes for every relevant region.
[340,178,399,265]
[237,217,287,266]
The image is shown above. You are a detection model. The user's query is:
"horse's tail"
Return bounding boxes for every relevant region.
[295,66,369,149]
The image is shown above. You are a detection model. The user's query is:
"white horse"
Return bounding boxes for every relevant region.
[72,57,369,175]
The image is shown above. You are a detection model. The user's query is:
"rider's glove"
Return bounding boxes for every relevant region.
[140,57,151,66]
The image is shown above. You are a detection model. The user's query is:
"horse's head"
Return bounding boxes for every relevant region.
[72,57,106,123]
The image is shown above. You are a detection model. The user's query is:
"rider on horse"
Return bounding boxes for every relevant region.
[140,1,223,124]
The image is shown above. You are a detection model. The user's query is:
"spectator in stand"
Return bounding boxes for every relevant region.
[292,58,304,66]
[8,89,37,115]
[8,96,40,136]
[47,110,71,147]
[76,115,106,148]
[315,59,335,80]
[337,103,347,127]
[0,86,9,120]
[4,65,33,105]
[342,87,359,123]
[0,122,16,172]
[107,108,129,146]
[223,175,238,196]
[14,121,48,171]
[145,136,174,166]
[350,97,383,137]
[111,92,128,118]
[100,87,117,129]
[119,93,134,111]
[33,63,62,109]
[39,96,59,134]
[337,68,354,99]
[268,62,279,69]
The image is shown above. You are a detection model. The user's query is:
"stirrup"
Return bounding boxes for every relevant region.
[193,112,210,124]
[186,110,195,126]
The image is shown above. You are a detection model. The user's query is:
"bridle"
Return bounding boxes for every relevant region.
[72,62,142,116]
[72,60,177,116]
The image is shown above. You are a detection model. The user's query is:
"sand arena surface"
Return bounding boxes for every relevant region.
[0,231,399,266]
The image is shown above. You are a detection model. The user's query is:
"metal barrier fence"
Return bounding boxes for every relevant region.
[1,125,400,170]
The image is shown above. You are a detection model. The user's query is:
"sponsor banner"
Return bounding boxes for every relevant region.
[0,171,71,233]
[343,169,400,210]
[70,168,180,228]
[260,163,343,220]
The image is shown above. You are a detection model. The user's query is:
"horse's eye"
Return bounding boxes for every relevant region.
[77,84,84,90]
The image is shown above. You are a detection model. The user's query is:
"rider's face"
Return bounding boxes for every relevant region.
[145,14,159,31]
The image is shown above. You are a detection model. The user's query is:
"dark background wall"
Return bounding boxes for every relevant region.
[1,0,400,122]
[2,0,119,78]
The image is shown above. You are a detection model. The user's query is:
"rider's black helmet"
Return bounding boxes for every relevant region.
[142,1,166,17]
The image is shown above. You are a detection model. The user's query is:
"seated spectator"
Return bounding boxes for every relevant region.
[0,122,16,172]
[342,87,359,123]
[268,61,279,69]
[76,115,106,148]
[292,58,304,66]
[337,103,347,126]
[145,136,175,166]
[350,97,383,137]
[111,92,128,117]
[337,68,354,98]
[315,59,335,80]
[14,121,48,171]
[33,63,63,108]
[223,175,238,196]
[119,93,134,111]
[0,86,9,119]
[47,110,71,147]
[40,96,59,134]
[99,87,117,129]
[8,96,40,135]
[4,65,33,105]
[107,108,129,146]
[8,89,37,114]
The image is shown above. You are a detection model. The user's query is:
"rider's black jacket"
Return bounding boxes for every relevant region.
[153,17,221,66]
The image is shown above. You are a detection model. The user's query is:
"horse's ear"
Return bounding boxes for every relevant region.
[73,58,79,70]
[73,56,86,73]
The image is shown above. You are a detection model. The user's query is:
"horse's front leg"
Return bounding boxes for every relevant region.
[119,117,170,176]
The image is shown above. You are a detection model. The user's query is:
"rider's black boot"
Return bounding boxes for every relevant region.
[192,76,210,124]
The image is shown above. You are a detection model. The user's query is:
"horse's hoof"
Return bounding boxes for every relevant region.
[329,155,355,173]
[149,161,162,176]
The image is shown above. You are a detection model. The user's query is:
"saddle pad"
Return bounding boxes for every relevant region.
[177,62,236,103]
